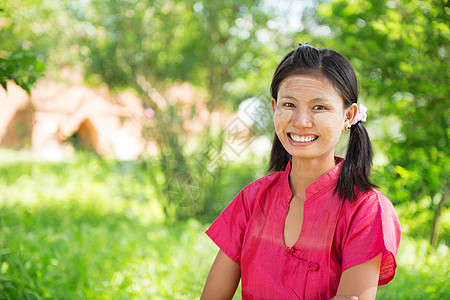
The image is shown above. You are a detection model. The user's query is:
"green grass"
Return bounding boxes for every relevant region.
[0,205,216,298]
[0,151,448,298]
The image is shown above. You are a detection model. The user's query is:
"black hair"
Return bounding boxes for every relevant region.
[268,44,376,202]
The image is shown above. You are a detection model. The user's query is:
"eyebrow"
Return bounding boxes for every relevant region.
[279,95,331,103]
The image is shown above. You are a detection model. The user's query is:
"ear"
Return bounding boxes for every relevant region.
[271,98,276,115]
[342,103,358,131]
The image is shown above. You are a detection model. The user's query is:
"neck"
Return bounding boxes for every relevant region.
[289,154,337,197]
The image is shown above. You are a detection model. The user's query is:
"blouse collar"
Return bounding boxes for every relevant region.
[281,157,344,204]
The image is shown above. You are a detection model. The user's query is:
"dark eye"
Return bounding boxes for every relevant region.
[313,105,327,110]
[283,102,295,108]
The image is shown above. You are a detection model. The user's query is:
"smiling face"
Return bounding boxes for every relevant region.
[271,75,356,162]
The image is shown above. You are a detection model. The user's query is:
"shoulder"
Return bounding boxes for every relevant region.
[231,169,287,213]
[337,188,401,251]
[241,169,285,199]
[359,188,402,236]
[337,187,402,252]
[343,188,397,217]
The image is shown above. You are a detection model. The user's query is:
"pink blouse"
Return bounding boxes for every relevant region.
[206,158,401,299]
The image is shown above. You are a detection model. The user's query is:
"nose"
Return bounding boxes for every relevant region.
[291,108,313,128]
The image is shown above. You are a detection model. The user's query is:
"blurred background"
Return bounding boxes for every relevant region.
[0,0,448,298]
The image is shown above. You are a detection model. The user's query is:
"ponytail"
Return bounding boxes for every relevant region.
[336,122,377,202]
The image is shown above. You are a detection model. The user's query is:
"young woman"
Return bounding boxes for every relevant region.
[201,43,401,300]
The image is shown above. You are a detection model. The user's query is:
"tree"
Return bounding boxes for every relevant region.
[65,0,282,218]
[0,51,44,95]
[71,0,279,108]
[303,0,449,248]
[0,0,286,218]
[0,7,45,94]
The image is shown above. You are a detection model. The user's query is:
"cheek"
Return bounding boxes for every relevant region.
[314,113,344,141]
[273,109,292,134]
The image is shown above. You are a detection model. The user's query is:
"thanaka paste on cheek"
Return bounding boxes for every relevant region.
[313,112,344,142]
[274,106,292,137]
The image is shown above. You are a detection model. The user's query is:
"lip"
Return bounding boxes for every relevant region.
[287,132,319,146]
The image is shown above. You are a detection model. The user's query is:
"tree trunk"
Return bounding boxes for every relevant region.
[428,188,449,254]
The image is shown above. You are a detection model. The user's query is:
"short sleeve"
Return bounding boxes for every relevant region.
[205,189,250,265]
[341,193,401,285]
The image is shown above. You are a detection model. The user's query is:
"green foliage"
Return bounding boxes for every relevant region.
[0,51,45,94]
[69,0,279,107]
[0,153,174,298]
[15,0,281,221]
[394,198,450,245]
[134,133,265,221]
[1,1,273,221]
[377,236,450,299]
[0,204,215,298]
[0,2,46,94]
[0,151,254,298]
[1,0,79,93]
[0,0,84,73]
[0,0,278,108]
[1,0,282,103]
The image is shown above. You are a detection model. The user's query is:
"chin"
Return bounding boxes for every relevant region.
[286,148,335,161]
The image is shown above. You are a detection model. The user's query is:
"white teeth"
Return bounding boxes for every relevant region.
[290,134,316,142]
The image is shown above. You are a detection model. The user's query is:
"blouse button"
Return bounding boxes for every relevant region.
[307,263,319,271]
[285,247,295,254]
